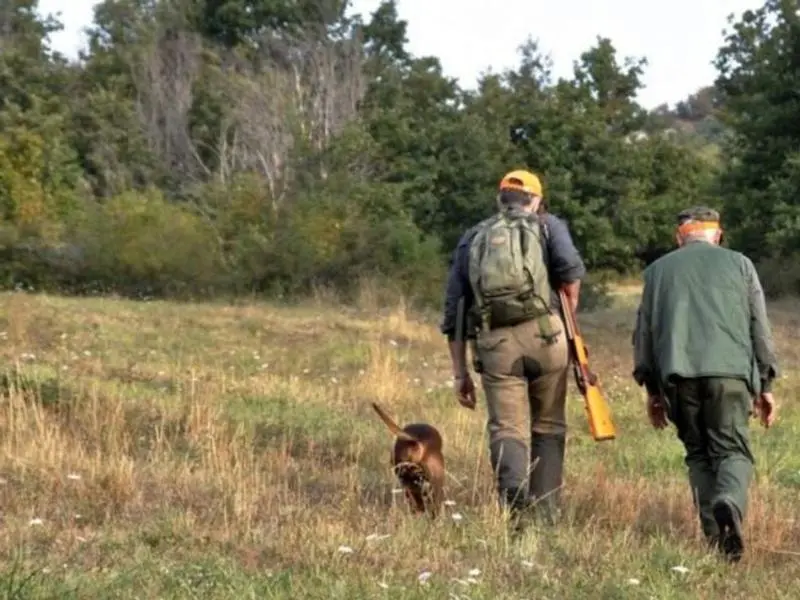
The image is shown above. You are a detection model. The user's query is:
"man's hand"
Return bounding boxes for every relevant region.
[754,392,776,428]
[454,373,476,410]
[647,394,668,429]
[561,281,581,313]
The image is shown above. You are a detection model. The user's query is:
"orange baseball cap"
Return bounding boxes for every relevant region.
[499,169,543,196]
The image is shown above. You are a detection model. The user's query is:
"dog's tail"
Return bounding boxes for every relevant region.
[371,402,419,442]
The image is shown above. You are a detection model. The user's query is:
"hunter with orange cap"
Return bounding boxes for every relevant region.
[632,205,779,563]
[440,168,586,533]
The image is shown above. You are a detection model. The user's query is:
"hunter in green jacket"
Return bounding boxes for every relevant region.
[632,206,778,564]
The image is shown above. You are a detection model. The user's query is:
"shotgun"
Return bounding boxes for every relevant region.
[558,290,616,441]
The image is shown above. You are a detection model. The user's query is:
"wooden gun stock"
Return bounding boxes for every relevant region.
[558,290,616,442]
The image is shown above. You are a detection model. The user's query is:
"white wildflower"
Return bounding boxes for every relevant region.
[337,545,354,554]
[671,565,689,574]
[418,570,432,584]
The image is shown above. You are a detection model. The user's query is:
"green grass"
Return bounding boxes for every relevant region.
[0,288,798,598]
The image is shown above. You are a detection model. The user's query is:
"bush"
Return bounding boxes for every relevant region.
[251,180,446,304]
[756,254,800,300]
[63,188,224,297]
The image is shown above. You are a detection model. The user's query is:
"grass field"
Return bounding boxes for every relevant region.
[0,286,799,599]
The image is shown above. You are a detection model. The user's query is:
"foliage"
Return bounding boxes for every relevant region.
[711,0,800,294]
[0,0,796,305]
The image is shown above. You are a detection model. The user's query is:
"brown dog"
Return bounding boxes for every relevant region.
[371,402,445,518]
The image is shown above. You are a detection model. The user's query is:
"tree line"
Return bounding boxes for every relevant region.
[1,0,798,308]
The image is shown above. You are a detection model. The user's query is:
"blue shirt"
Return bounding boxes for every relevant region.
[439,212,587,340]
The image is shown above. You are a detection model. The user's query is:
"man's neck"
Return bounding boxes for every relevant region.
[681,238,716,247]
[501,205,534,217]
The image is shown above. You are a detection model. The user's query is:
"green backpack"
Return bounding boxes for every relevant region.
[467,209,553,331]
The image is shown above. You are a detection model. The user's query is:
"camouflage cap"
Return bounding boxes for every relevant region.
[677,206,720,225]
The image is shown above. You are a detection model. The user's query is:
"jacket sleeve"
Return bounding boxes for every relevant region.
[632,270,660,395]
[742,255,779,392]
[440,229,476,340]
[543,213,586,285]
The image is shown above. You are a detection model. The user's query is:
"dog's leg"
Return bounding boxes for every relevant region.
[423,491,439,519]
[405,487,426,513]
[428,479,444,519]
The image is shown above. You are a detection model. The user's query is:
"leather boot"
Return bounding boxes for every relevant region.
[529,432,566,524]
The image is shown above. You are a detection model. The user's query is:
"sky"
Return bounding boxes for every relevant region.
[37,0,765,109]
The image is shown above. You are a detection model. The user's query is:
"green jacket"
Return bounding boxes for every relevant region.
[633,240,779,396]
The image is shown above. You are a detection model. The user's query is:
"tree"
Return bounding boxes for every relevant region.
[714,0,800,257]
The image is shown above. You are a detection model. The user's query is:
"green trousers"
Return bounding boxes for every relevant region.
[663,376,755,543]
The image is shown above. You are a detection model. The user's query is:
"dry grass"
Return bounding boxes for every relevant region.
[0,287,799,599]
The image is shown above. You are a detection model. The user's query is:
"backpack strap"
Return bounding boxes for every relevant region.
[531,213,558,343]
[516,213,558,341]
[538,213,551,266]
[468,214,500,331]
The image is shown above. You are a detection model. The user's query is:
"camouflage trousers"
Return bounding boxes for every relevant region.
[662,376,755,543]
[474,314,569,517]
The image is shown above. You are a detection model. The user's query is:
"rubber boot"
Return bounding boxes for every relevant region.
[489,438,533,536]
[529,432,566,525]
[500,486,532,537]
